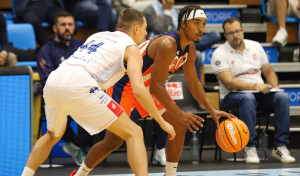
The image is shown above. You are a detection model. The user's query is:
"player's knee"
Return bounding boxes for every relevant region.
[241,93,256,103]
[46,130,61,143]
[124,125,143,141]
[105,136,124,150]
[133,126,143,138]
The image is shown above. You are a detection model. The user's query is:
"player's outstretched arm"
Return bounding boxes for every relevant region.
[125,45,176,140]
[149,37,204,132]
[182,43,233,127]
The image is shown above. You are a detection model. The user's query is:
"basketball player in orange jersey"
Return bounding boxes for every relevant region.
[21,8,176,176]
[71,5,233,176]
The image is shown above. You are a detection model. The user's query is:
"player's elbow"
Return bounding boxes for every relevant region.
[132,84,146,98]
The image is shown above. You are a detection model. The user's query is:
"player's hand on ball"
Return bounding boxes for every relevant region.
[210,110,233,127]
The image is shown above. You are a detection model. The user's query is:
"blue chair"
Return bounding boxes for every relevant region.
[7,23,36,50]
[261,0,300,42]
[7,23,37,67]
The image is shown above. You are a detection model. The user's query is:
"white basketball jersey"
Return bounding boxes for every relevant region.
[65,31,136,89]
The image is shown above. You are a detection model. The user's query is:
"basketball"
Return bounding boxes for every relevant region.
[216,118,249,153]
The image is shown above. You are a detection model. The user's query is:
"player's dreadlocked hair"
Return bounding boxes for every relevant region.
[177,5,205,30]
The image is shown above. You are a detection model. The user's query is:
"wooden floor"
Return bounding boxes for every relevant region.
[35,148,300,176]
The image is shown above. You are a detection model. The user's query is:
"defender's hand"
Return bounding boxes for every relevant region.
[160,121,176,140]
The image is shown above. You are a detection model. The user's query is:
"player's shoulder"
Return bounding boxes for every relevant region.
[152,35,176,50]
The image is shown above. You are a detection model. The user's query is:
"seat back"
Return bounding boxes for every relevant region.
[167,73,203,113]
[7,23,36,50]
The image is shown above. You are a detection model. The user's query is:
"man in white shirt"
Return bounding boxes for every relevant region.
[211,17,296,164]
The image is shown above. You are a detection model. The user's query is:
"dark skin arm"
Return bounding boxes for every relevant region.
[148,36,204,132]
[182,43,233,126]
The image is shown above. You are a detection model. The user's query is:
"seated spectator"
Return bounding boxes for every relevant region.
[15,0,64,46]
[268,0,300,46]
[37,11,90,165]
[211,17,296,164]
[64,0,117,32]
[113,0,136,13]
[143,0,178,39]
[0,12,17,66]
[1,12,38,63]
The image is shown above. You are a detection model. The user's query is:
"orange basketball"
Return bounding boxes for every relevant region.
[216,118,249,153]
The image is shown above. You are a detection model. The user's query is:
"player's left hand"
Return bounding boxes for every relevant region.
[160,120,176,141]
[210,110,235,127]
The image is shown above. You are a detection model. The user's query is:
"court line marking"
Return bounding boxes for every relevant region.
[90,168,300,176]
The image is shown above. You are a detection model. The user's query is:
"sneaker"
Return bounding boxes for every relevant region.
[272,28,288,47]
[63,142,86,166]
[70,170,77,176]
[244,147,260,164]
[271,146,296,163]
[152,148,166,166]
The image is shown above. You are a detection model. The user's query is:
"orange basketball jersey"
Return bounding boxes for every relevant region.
[107,31,190,118]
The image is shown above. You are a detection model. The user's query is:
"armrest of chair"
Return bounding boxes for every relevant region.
[204,85,220,92]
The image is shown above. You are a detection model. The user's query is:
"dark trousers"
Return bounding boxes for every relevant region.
[21,1,63,46]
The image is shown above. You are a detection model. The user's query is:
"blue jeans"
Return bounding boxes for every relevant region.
[21,1,64,46]
[221,92,290,147]
[195,50,202,81]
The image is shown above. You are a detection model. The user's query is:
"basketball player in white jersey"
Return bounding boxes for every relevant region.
[21,8,176,176]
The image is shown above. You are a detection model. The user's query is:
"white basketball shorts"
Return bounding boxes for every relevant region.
[43,63,124,137]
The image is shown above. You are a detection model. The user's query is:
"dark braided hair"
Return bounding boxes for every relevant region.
[177,5,205,30]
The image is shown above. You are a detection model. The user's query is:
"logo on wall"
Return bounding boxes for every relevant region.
[166,82,184,100]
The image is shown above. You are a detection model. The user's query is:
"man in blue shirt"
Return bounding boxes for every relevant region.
[37,11,89,166]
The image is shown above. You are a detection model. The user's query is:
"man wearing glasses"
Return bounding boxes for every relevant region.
[211,17,296,164]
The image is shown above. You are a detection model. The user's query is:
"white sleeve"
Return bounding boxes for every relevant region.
[211,48,230,75]
[257,43,269,67]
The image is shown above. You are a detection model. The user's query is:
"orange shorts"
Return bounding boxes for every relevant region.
[107,81,165,118]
